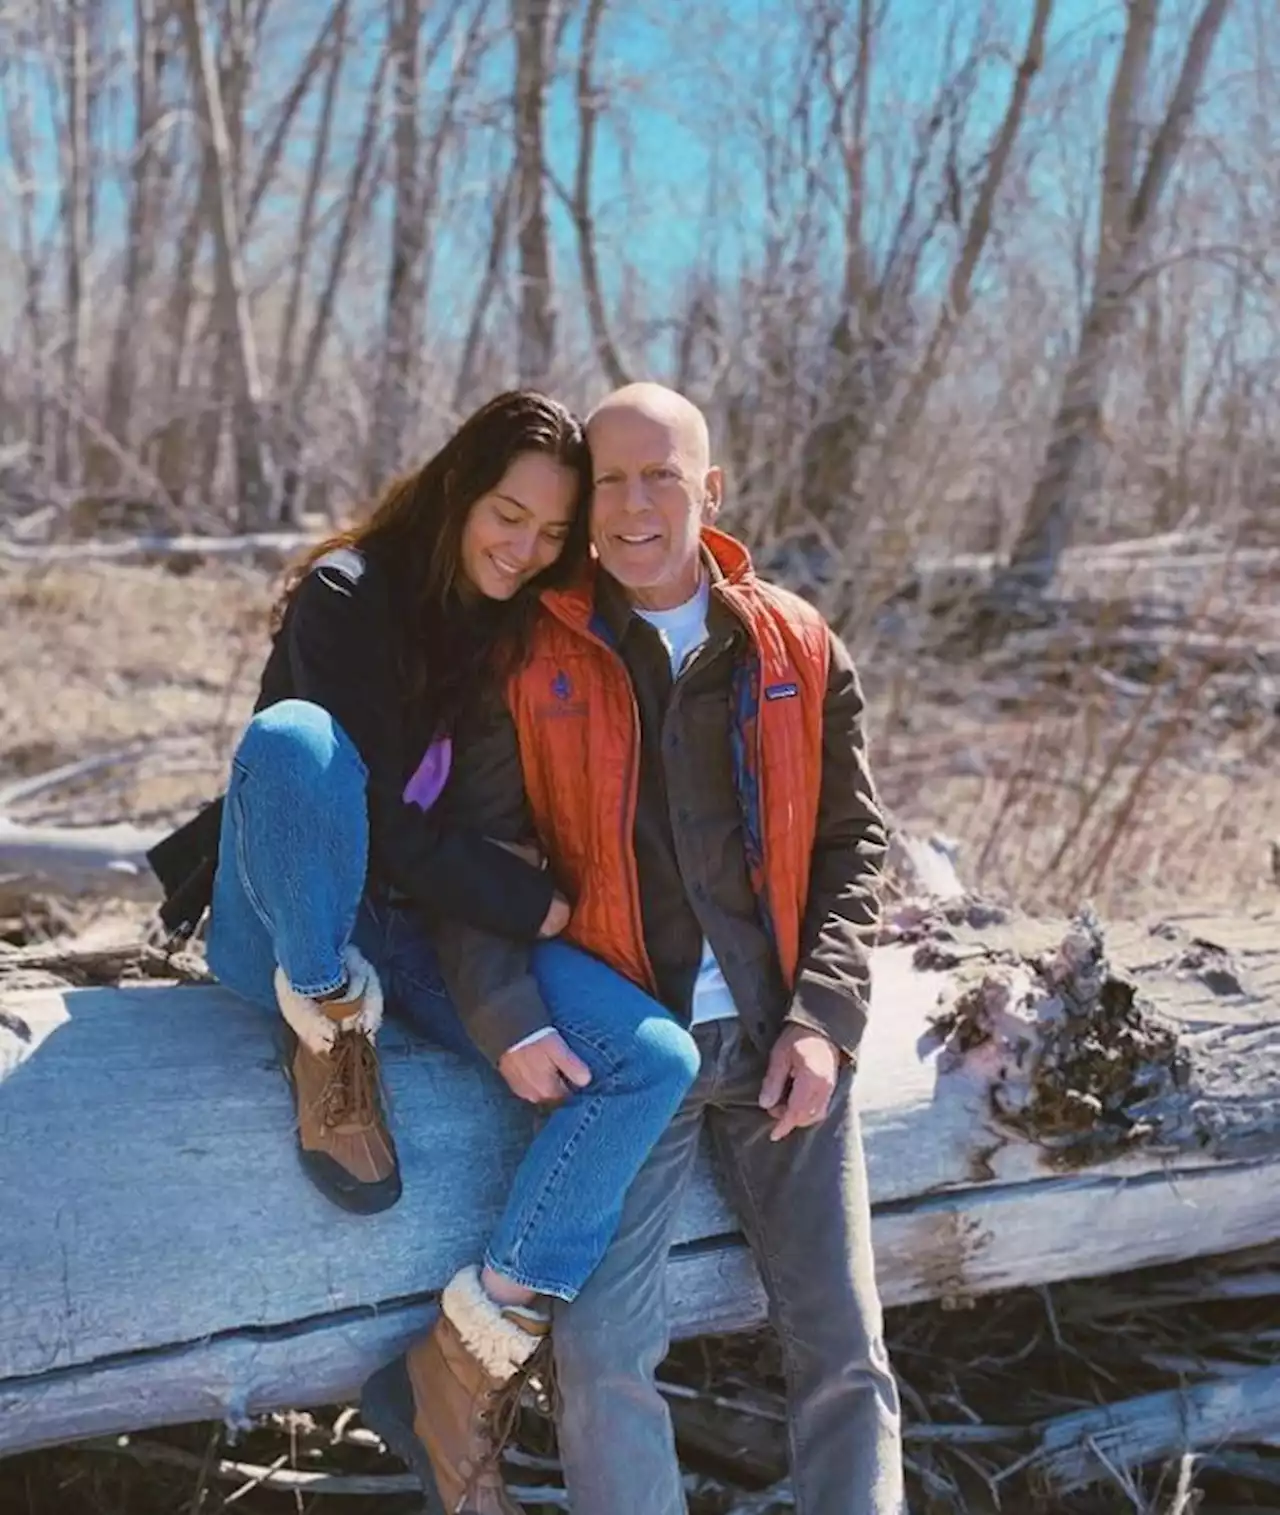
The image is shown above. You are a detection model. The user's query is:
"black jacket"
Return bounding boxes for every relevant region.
[148,546,554,942]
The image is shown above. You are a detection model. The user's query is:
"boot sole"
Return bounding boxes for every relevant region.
[280,1026,403,1214]
[298,1145,402,1214]
[360,1355,447,1513]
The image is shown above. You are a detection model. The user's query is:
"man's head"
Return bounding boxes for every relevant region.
[586,383,723,610]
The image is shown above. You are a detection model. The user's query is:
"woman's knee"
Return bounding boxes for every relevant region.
[234,700,365,791]
[629,1013,700,1098]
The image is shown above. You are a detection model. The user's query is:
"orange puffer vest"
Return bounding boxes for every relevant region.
[506,528,831,994]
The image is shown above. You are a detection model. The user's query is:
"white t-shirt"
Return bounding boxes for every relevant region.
[634,580,739,1027]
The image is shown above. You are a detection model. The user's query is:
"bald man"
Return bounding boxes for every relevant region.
[367,384,904,1513]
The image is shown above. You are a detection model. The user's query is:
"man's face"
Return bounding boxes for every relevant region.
[587,406,719,611]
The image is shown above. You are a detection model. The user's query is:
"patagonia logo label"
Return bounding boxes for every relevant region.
[765,681,799,701]
[551,670,573,700]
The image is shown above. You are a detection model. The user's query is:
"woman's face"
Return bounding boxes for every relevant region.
[458,451,580,601]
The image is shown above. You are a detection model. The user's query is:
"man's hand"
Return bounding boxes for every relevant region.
[489,837,543,867]
[538,892,572,938]
[758,1025,840,1142]
[498,1030,592,1105]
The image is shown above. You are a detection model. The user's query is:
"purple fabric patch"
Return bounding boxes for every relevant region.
[403,735,453,812]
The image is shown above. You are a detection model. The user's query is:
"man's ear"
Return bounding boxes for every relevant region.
[701,466,724,524]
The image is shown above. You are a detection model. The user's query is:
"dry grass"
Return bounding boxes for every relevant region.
[3,554,1277,924]
[0,559,268,824]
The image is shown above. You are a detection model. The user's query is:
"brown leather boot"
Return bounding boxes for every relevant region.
[275,946,401,1214]
[361,1264,550,1514]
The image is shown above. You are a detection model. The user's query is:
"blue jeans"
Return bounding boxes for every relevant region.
[206,699,700,1299]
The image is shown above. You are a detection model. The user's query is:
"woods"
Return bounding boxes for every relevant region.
[1,0,1274,575]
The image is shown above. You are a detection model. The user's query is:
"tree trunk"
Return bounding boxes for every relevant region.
[366,0,425,489]
[454,170,517,411]
[2,60,49,460]
[105,0,168,455]
[290,43,391,433]
[274,0,351,521]
[177,0,274,526]
[511,0,556,386]
[1005,0,1233,593]
[571,0,628,389]
[57,0,95,486]
[884,0,1054,455]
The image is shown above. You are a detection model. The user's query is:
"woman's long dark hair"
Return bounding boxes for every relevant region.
[276,391,592,744]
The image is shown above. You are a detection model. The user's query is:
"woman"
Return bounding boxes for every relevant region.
[149,393,699,1508]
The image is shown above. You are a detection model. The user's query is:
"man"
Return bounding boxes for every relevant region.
[368,383,904,1513]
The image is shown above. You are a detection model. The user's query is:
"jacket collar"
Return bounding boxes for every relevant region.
[541,526,756,643]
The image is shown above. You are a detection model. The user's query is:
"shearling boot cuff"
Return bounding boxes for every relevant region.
[274,944,384,1055]
[440,1265,547,1383]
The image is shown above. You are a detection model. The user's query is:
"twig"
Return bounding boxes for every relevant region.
[1165,1452,1198,1515]
[187,1424,220,1515]
[657,1376,788,1423]
[723,1479,795,1513]
[222,1450,289,1505]
[74,1436,570,1503]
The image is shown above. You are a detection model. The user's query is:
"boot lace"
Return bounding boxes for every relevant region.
[473,1337,557,1479]
[319,1028,379,1129]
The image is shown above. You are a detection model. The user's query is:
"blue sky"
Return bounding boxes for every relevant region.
[0,0,1265,362]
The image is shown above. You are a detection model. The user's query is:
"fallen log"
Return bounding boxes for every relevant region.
[1033,1363,1280,1493]
[0,816,163,900]
[1,903,1277,1459]
[0,529,313,568]
[0,821,958,908]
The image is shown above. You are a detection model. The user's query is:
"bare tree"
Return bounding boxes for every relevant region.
[177,0,275,524]
[104,0,172,459]
[511,0,556,385]
[569,0,628,389]
[368,0,496,483]
[1003,0,1235,594]
[454,169,517,412]
[272,0,351,518]
[55,0,100,484]
[884,0,1055,454]
[2,53,51,460]
[366,0,426,488]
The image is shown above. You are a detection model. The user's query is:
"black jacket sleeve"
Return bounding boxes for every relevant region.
[281,554,554,939]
